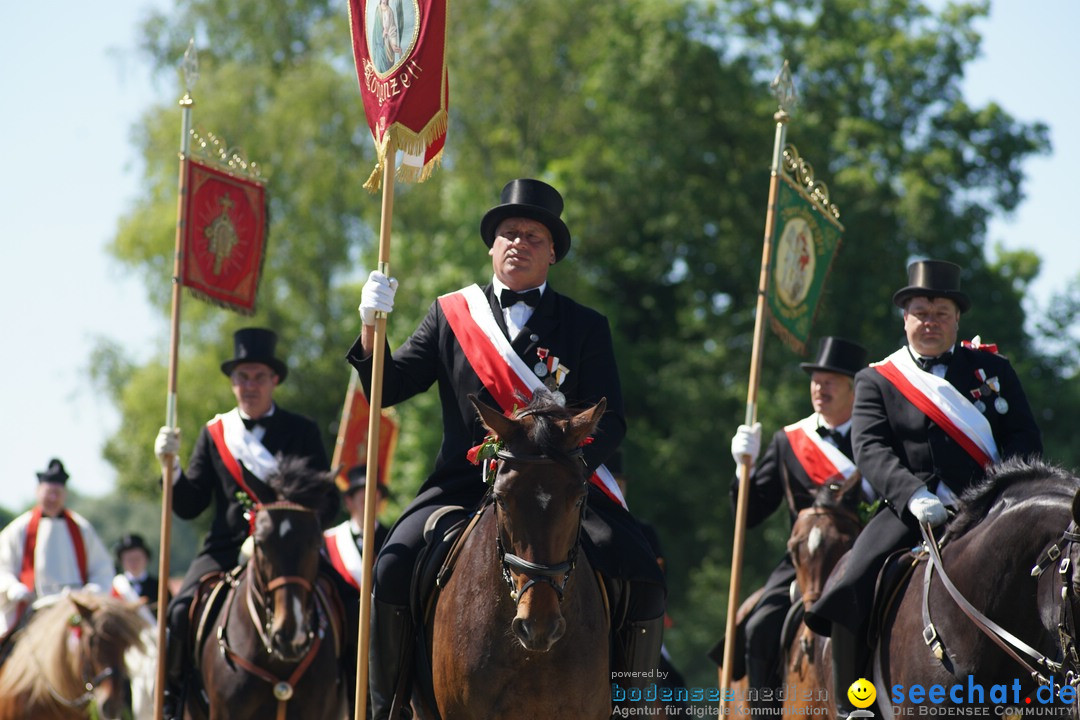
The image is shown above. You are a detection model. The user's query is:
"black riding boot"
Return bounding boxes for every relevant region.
[614,614,665,689]
[829,624,866,718]
[747,656,784,720]
[370,599,414,720]
[162,626,188,720]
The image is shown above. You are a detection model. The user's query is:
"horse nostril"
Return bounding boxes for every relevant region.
[512,617,530,643]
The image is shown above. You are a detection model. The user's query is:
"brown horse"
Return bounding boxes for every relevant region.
[190,458,344,720]
[427,393,611,719]
[782,474,864,713]
[0,590,145,720]
[876,458,1080,714]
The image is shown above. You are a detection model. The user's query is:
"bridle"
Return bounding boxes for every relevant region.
[35,615,122,712]
[216,501,330,718]
[491,446,588,606]
[790,503,863,605]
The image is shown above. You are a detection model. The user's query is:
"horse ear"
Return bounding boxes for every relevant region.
[470,393,518,441]
[71,595,96,623]
[836,470,863,500]
[564,398,607,450]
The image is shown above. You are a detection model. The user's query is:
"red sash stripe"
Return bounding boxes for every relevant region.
[324,537,361,592]
[874,362,992,468]
[784,428,841,485]
[19,508,89,605]
[207,417,262,513]
[439,291,531,412]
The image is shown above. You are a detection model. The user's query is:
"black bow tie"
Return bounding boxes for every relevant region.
[817,426,843,442]
[916,351,953,371]
[499,288,541,308]
[242,416,266,430]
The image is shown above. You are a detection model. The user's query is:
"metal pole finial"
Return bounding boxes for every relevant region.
[770,60,798,116]
[182,38,199,95]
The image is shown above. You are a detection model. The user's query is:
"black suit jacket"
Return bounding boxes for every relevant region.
[731,425,858,530]
[347,283,626,505]
[172,407,330,557]
[853,344,1042,515]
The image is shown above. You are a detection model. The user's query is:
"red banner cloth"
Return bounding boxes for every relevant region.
[348,0,449,189]
[181,160,266,315]
[336,385,400,491]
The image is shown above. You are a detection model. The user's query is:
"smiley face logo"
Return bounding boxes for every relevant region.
[847,678,876,709]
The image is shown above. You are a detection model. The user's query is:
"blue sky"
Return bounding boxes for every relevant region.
[1,0,1076,510]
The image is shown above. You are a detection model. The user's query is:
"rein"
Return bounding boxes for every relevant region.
[918,522,1074,687]
[31,623,117,712]
[492,447,587,605]
[216,501,329,720]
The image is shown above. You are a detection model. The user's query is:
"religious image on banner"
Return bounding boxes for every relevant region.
[181,159,267,315]
[767,151,844,354]
[335,383,400,491]
[348,0,448,189]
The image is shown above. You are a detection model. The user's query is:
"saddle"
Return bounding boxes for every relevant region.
[867,546,924,647]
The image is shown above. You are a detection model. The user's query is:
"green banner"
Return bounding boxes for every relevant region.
[767,173,844,354]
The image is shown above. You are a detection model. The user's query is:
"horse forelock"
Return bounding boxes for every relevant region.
[948,456,1079,538]
[510,392,580,463]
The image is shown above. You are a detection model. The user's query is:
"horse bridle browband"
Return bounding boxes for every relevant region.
[492,446,587,606]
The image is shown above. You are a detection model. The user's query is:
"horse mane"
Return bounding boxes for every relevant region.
[0,590,145,708]
[513,390,581,463]
[267,455,341,524]
[947,456,1080,538]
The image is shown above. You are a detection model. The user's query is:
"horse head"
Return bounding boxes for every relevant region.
[470,391,605,652]
[250,457,339,662]
[787,472,864,610]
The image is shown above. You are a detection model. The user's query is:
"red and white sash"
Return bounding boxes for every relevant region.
[206,409,280,508]
[439,284,627,509]
[783,415,857,486]
[323,522,363,591]
[872,348,1000,468]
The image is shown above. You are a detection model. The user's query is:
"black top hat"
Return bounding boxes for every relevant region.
[114,533,151,561]
[799,336,868,377]
[36,458,69,485]
[892,260,971,313]
[480,179,572,262]
[220,327,288,382]
[343,465,387,495]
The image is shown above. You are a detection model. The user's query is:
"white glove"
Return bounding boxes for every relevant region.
[7,582,32,603]
[731,423,762,467]
[359,270,399,326]
[907,486,948,526]
[155,426,182,477]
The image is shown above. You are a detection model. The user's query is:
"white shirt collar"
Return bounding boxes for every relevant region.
[491,275,547,300]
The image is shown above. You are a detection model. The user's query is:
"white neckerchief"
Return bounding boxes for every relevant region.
[491,275,547,340]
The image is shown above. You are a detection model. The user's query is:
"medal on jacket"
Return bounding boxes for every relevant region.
[973,369,1008,415]
[535,348,551,378]
[536,348,569,404]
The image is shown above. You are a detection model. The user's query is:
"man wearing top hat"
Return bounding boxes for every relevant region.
[323,464,390,593]
[723,337,872,719]
[152,327,331,719]
[350,178,666,719]
[0,459,115,638]
[804,260,1042,716]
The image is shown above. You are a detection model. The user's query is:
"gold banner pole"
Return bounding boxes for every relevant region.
[719,60,797,704]
[355,139,396,720]
[154,38,198,720]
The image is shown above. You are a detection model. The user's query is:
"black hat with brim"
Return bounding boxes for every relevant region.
[114,533,151,561]
[892,259,971,313]
[341,465,388,495]
[37,458,69,485]
[220,327,288,382]
[480,179,571,262]
[800,336,869,377]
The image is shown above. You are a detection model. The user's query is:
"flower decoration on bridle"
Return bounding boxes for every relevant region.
[467,433,504,485]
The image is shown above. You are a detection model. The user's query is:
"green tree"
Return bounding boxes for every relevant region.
[98,0,1052,688]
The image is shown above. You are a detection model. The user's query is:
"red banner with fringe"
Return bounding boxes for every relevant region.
[334,384,400,492]
[348,0,448,190]
[181,160,266,315]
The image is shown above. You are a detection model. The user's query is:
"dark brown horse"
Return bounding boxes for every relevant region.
[0,590,145,720]
[876,458,1080,714]
[782,474,864,713]
[427,393,611,719]
[190,458,344,720]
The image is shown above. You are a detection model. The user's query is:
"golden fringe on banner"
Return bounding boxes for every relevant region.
[769,312,808,356]
[363,109,448,192]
